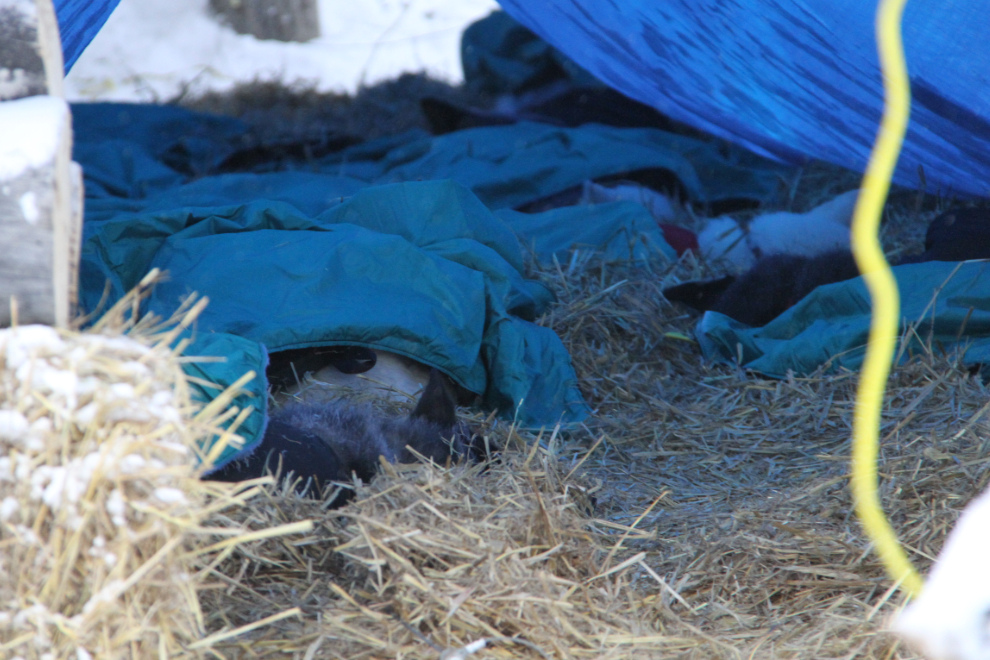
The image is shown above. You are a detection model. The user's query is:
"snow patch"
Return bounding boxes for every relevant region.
[0,97,68,180]
[19,192,38,224]
[0,496,20,521]
[3,325,64,369]
[0,410,28,441]
[66,0,500,101]
[106,489,126,527]
[153,487,186,505]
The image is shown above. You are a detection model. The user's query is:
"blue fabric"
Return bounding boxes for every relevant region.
[497,202,677,265]
[696,261,990,378]
[318,122,787,210]
[80,172,592,439]
[54,0,120,72]
[74,103,630,467]
[498,1,990,198]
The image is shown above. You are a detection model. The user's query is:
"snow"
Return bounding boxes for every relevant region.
[106,489,126,527]
[82,578,125,615]
[0,325,196,538]
[0,496,19,521]
[0,96,68,180]
[3,325,64,368]
[65,0,501,103]
[153,487,187,505]
[119,454,146,473]
[895,485,990,660]
[19,192,39,225]
[0,410,28,442]
[109,382,135,399]
[29,452,107,513]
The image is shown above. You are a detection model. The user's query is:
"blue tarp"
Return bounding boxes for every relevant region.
[57,2,990,197]
[315,122,788,210]
[74,104,622,467]
[54,0,121,72]
[495,1,990,199]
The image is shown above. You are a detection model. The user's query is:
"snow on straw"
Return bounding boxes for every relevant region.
[0,275,309,659]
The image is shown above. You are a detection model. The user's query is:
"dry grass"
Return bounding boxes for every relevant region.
[20,75,989,657]
[199,445,678,659]
[191,182,990,659]
[529,227,989,658]
[7,203,980,658]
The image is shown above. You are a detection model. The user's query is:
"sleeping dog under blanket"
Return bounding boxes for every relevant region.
[208,368,488,505]
[665,207,990,327]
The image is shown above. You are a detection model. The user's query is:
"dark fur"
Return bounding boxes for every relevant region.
[898,207,990,264]
[664,250,861,327]
[662,275,735,311]
[710,250,861,327]
[208,369,486,505]
[665,208,990,327]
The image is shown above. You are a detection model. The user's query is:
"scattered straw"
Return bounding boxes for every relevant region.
[181,175,989,659]
[11,74,985,657]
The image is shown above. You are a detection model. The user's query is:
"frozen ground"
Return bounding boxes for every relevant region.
[64,0,501,102]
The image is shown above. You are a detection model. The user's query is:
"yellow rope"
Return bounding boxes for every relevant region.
[849,0,923,597]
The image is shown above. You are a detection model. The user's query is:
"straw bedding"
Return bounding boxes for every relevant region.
[5,80,989,657]
[189,183,988,658]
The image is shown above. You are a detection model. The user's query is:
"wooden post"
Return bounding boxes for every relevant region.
[0,0,82,328]
[209,0,321,43]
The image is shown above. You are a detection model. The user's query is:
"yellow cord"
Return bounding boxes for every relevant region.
[849,0,923,597]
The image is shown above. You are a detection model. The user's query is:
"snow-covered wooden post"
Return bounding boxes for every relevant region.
[0,0,83,328]
[209,0,320,42]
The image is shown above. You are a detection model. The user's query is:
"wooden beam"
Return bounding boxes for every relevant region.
[0,0,80,328]
[0,0,63,101]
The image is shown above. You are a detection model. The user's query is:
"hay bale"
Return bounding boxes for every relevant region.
[0,275,309,658]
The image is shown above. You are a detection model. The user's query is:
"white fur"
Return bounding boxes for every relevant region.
[749,189,858,258]
[698,217,754,270]
[698,190,859,271]
[895,485,990,660]
[748,211,850,259]
[283,350,431,403]
[581,180,677,221]
[809,188,860,227]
